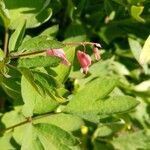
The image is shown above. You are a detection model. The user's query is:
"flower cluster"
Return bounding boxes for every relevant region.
[46,43,101,74]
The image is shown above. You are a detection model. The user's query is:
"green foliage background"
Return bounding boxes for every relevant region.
[0,0,150,149]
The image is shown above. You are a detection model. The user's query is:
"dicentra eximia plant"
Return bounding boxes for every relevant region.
[0,1,141,149]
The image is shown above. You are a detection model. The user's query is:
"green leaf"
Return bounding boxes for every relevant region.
[1,76,22,100]
[128,37,141,62]
[21,124,43,150]
[21,123,80,150]
[97,96,139,116]
[18,55,61,68]
[34,113,84,132]
[0,0,10,28]
[111,130,150,150]
[34,123,79,150]
[0,132,15,150]
[131,5,145,23]
[65,77,117,122]
[93,121,125,138]
[18,36,65,52]
[5,0,52,29]
[139,35,150,65]
[40,25,59,37]
[21,75,59,117]
[9,20,26,52]
[2,107,25,128]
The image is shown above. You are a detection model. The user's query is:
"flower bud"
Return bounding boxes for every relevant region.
[93,47,101,60]
[77,50,91,74]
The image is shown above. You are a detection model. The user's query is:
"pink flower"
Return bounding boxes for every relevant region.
[46,49,71,66]
[93,47,101,60]
[77,50,91,74]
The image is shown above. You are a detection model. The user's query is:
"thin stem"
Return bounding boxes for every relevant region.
[9,50,45,59]
[0,111,56,133]
[64,42,101,47]
[4,29,9,58]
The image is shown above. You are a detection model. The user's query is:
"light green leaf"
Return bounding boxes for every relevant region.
[111,130,150,150]
[9,20,26,52]
[18,36,64,52]
[128,37,141,61]
[5,0,52,29]
[2,107,25,128]
[139,35,150,65]
[21,124,43,150]
[40,25,59,37]
[131,5,145,23]
[65,77,117,122]
[34,123,79,150]
[0,0,10,28]
[21,123,80,150]
[34,113,84,132]
[97,96,139,116]
[21,75,59,117]
[0,132,15,150]
[18,55,61,68]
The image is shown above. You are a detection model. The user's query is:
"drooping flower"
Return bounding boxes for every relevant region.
[77,50,91,74]
[93,47,101,60]
[46,49,71,66]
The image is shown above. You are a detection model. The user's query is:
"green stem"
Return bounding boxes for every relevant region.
[0,111,56,133]
[4,29,9,58]
[9,42,101,59]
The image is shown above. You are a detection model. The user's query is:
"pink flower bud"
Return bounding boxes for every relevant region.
[77,50,91,74]
[46,49,71,66]
[93,47,101,60]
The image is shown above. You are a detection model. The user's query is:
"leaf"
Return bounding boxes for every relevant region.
[34,113,84,132]
[18,55,61,68]
[0,132,15,150]
[93,121,125,138]
[40,25,59,37]
[65,77,117,122]
[139,35,150,65]
[21,124,43,150]
[9,20,26,52]
[1,76,22,100]
[97,96,139,116]
[111,130,150,150]
[34,123,79,150]
[2,107,25,128]
[131,5,145,23]
[128,37,141,62]
[18,36,65,52]
[4,0,52,29]
[21,75,59,117]
[0,0,10,28]
[21,123,80,150]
